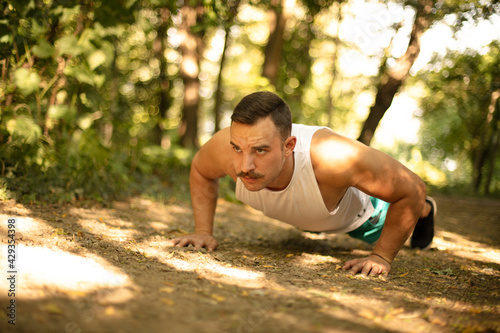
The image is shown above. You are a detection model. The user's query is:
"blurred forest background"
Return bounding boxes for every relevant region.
[1,0,499,203]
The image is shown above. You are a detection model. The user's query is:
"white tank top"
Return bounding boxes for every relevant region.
[235,124,374,233]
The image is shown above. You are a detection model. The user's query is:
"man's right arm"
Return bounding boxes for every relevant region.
[172,128,233,251]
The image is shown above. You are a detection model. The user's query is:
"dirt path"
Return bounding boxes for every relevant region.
[0,195,499,333]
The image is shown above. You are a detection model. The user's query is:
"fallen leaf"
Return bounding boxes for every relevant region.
[53,228,66,235]
[399,272,409,277]
[286,254,294,258]
[358,309,376,319]
[211,294,226,302]
[167,228,189,236]
[41,303,62,315]
[160,287,174,293]
[161,298,175,306]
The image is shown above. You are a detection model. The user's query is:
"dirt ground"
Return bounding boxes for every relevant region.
[0,194,499,333]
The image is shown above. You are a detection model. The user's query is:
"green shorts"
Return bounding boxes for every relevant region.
[347,197,390,245]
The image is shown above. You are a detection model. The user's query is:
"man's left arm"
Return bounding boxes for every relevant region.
[343,187,426,277]
[311,130,427,277]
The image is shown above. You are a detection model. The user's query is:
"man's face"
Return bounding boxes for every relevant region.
[230,117,291,191]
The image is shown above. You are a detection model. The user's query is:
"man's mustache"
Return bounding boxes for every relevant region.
[237,171,264,179]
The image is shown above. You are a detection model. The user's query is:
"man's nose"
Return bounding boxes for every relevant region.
[240,154,255,173]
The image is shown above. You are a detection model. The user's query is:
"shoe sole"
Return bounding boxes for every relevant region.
[426,196,437,218]
[416,196,437,250]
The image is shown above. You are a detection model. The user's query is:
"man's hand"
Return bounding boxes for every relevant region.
[342,254,391,277]
[171,233,218,251]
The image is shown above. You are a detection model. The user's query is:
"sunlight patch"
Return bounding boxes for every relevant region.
[0,215,43,239]
[294,253,340,266]
[0,245,131,298]
[434,232,500,264]
[166,256,265,287]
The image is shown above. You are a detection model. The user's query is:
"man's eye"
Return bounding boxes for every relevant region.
[256,149,266,154]
[233,146,242,152]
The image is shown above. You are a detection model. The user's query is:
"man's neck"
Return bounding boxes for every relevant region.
[266,153,295,191]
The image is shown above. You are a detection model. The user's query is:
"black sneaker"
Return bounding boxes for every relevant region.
[410,197,437,249]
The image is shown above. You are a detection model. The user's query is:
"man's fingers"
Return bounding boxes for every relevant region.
[170,234,218,251]
[174,237,190,247]
[193,238,205,250]
[342,259,358,270]
[349,262,364,276]
[343,257,390,277]
[368,266,380,277]
[361,262,374,277]
[206,239,218,251]
[343,259,371,276]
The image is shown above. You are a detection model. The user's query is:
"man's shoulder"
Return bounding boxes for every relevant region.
[208,126,233,155]
[309,129,364,178]
[310,128,357,152]
[196,127,235,179]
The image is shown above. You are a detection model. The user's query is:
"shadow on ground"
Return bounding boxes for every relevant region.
[0,194,498,333]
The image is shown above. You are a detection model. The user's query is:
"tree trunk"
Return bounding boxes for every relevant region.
[474,89,500,193]
[153,8,172,147]
[213,0,241,133]
[473,146,488,192]
[213,27,230,134]
[262,0,289,85]
[179,2,203,148]
[484,128,500,194]
[357,0,433,146]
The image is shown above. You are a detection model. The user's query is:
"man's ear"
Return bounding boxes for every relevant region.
[284,136,296,157]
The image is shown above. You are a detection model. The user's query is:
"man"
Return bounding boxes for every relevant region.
[173,91,436,277]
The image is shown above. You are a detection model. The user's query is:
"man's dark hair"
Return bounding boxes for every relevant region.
[231,91,292,142]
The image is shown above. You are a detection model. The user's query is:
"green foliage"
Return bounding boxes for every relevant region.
[0,0,182,202]
[416,41,500,195]
[423,0,500,29]
[13,68,40,96]
[1,0,499,203]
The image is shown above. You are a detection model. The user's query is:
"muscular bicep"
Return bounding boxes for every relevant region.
[351,148,422,204]
[311,129,423,204]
